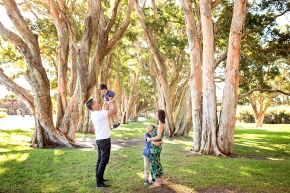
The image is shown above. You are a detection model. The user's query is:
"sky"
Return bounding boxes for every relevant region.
[0,3,289,99]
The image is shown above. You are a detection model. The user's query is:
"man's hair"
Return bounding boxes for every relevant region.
[86,98,94,110]
[99,84,108,90]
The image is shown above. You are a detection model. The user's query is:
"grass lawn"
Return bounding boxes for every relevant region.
[0,117,289,193]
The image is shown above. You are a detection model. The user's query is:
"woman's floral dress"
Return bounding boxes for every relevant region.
[150,125,164,179]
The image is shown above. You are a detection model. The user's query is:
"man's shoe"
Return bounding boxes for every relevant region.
[103,179,109,182]
[96,183,111,188]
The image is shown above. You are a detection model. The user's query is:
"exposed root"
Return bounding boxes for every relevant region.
[69,142,92,148]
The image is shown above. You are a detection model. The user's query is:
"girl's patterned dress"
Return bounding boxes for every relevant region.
[149,125,164,179]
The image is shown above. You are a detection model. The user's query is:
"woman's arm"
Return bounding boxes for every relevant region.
[152,140,163,147]
[148,124,164,142]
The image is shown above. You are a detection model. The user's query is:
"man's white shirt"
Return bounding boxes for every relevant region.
[91,110,110,140]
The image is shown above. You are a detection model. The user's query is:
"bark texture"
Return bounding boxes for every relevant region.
[180,0,203,151]
[218,0,247,155]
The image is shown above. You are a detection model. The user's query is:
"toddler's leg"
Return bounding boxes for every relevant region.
[143,155,150,180]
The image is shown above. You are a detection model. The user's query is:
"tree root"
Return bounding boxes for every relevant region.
[69,142,92,149]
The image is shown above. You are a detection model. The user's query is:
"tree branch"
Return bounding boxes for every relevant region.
[0,68,35,112]
[244,39,290,54]
[214,52,227,69]
[210,0,222,10]
[239,88,290,100]
[243,7,290,38]
[106,0,134,54]
[106,0,121,33]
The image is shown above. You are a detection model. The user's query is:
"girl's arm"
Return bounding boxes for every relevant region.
[148,124,164,142]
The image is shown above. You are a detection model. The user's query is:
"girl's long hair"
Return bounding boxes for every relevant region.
[156,110,166,124]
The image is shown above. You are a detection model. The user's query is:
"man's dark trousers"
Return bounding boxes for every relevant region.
[96,138,111,185]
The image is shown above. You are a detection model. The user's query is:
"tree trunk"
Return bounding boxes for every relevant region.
[134,1,176,136]
[218,0,247,155]
[0,0,134,148]
[180,0,203,151]
[125,67,140,123]
[0,0,75,148]
[50,1,69,129]
[255,114,264,127]
[200,0,220,155]
[248,95,272,128]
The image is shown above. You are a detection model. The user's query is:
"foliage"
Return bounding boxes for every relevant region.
[263,107,290,124]
[0,111,7,118]
[236,107,255,123]
[236,106,290,124]
[0,119,290,193]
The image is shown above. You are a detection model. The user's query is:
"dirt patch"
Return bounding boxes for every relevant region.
[228,154,267,160]
[75,136,144,151]
[196,186,246,193]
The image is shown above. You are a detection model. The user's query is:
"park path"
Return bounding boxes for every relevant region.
[0,115,35,130]
[0,115,144,151]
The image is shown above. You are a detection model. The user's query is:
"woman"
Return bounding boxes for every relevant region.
[147,109,165,188]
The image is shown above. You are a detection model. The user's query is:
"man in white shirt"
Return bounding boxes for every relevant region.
[85,98,117,188]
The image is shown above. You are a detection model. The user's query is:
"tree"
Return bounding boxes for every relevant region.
[180,0,247,155]
[238,59,290,127]
[0,0,134,148]
[134,0,191,137]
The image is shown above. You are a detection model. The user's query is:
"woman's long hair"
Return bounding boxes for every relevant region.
[156,110,166,124]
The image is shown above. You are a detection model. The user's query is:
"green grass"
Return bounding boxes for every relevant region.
[0,119,290,193]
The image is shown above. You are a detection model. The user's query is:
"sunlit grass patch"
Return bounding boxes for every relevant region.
[0,120,289,193]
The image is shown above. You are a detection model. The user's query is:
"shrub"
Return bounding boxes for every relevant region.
[264,107,290,124]
[236,109,255,123]
[0,112,7,118]
[236,106,290,124]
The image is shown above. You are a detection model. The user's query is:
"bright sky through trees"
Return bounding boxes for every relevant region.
[0,4,288,98]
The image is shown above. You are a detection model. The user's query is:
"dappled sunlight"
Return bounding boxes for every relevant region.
[179,168,198,175]
[136,172,144,179]
[161,180,196,192]
[0,132,32,151]
[268,157,283,160]
[0,167,8,174]
[54,150,65,156]
[111,144,125,151]
[0,148,9,152]
[237,141,285,152]
[164,139,192,146]
[11,135,31,143]
[136,171,196,192]
[239,170,251,177]
[116,127,132,131]
[0,153,29,163]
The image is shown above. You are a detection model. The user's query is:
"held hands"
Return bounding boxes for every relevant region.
[147,137,151,142]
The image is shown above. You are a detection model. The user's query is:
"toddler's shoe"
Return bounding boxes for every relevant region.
[113,123,120,128]
[144,180,149,184]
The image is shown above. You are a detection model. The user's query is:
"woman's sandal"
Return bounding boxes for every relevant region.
[149,182,161,188]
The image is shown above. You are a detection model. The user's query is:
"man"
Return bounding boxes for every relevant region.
[85,98,117,188]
